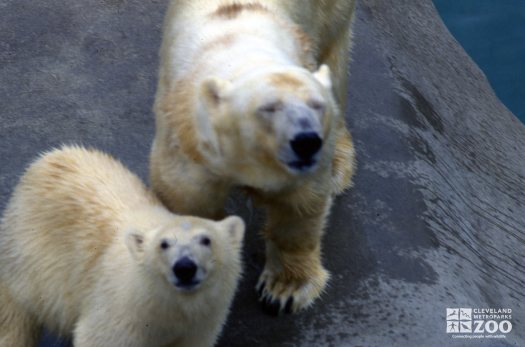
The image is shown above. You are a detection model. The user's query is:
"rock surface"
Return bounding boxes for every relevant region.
[0,0,523,346]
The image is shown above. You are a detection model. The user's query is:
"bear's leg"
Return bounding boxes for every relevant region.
[256,193,333,315]
[156,175,230,219]
[0,283,41,346]
[150,149,231,219]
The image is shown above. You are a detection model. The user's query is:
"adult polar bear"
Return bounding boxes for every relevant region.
[151,0,356,315]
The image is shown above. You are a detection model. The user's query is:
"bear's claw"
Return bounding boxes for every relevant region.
[261,295,282,316]
[256,268,329,315]
[284,297,294,314]
[257,281,266,298]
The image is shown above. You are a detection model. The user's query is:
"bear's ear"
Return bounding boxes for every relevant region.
[313,64,332,90]
[201,77,232,106]
[125,229,146,261]
[218,216,245,246]
[195,77,227,161]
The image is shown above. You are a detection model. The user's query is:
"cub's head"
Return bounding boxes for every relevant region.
[125,216,245,292]
[195,65,336,186]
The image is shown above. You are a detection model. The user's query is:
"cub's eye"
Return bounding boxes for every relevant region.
[308,100,325,113]
[200,236,211,247]
[160,240,170,250]
[258,101,282,114]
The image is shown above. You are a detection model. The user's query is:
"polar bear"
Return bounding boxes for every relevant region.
[0,146,245,347]
[150,0,356,314]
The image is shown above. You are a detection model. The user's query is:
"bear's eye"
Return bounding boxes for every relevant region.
[160,240,170,250]
[308,100,325,113]
[200,236,211,247]
[258,101,282,114]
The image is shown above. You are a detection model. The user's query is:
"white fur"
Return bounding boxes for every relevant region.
[0,146,244,347]
[151,0,357,314]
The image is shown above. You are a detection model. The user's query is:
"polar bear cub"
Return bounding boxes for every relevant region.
[0,146,244,347]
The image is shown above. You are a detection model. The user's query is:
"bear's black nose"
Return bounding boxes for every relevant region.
[173,257,197,284]
[290,132,323,160]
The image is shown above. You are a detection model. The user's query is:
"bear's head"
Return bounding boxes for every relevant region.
[195,64,336,189]
[125,216,245,292]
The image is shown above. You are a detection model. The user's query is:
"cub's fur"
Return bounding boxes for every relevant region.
[151,0,356,314]
[0,146,244,347]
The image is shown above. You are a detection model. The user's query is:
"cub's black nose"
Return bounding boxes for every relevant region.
[290,132,323,160]
[173,257,197,284]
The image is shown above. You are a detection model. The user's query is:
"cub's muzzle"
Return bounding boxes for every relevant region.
[173,256,199,290]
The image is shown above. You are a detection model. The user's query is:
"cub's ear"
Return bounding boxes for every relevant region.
[202,77,232,106]
[313,64,332,90]
[125,229,146,261]
[218,216,245,246]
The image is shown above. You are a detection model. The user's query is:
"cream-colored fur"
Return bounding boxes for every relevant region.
[0,146,244,347]
[151,0,356,314]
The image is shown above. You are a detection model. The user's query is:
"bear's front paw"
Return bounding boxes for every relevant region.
[256,267,330,315]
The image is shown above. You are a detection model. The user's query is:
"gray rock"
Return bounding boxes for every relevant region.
[0,0,523,346]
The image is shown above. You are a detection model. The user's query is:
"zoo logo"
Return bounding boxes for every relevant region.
[446,308,473,333]
[446,308,513,336]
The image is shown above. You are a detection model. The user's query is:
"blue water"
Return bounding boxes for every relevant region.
[433,0,525,123]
